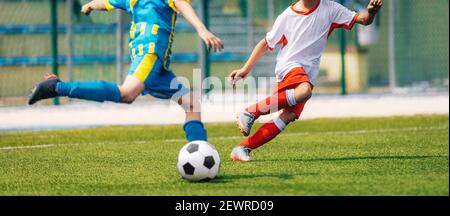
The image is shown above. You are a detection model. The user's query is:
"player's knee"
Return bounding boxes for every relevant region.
[303,90,312,102]
[120,90,138,104]
[179,93,201,113]
[119,77,145,104]
[294,83,312,104]
[121,96,136,104]
[190,97,201,113]
[279,110,297,124]
[190,98,201,112]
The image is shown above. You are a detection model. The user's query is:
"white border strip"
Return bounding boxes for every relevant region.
[1,126,447,151]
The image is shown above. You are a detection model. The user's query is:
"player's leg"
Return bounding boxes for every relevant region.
[242,109,298,150]
[146,62,207,143]
[28,53,158,105]
[246,82,312,118]
[55,75,144,104]
[231,108,302,161]
[28,74,122,105]
[178,92,208,142]
[118,75,145,104]
[237,82,312,136]
[178,91,201,122]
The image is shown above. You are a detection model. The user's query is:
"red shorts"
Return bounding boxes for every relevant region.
[275,67,313,119]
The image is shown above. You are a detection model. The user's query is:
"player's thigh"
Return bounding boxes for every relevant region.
[120,75,145,99]
[122,53,161,102]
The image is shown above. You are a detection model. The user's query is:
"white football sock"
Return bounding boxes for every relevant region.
[286,89,297,107]
[273,116,287,131]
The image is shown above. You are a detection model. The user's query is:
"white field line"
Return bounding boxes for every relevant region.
[162,125,449,143]
[0,125,448,151]
[0,144,57,150]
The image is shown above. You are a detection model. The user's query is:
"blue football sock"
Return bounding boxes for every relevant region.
[183,120,208,142]
[56,81,121,103]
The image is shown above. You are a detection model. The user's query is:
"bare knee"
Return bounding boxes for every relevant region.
[120,91,138,104]
[119,75,145,104]
[294,83,312,104]
[279,109,297,124]
[119,86,141,104]
[178,93,201,113]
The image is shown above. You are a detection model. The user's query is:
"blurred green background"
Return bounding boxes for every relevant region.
[0,0,448,105]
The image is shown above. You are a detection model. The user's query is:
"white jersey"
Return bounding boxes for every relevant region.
[265,0,358,85]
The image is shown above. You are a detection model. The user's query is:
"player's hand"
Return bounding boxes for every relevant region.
[81,3,94,16]
[199,29,224,53]
[229,68,250,84]
[368,0,382,14]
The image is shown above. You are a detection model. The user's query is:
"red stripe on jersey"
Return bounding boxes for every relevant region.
[277,35,288,49]
[328,13,359,38]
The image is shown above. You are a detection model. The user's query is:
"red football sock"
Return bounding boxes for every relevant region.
[239,120,284,150]
[246,90,295,119]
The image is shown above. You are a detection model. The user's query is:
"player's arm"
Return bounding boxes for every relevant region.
[174,0,224,52]
[229,11,286,84]
[356,0,383,25]
[229,39,270,84]
[81,0,108,16]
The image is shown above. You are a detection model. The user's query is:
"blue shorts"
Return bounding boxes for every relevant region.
[128,54,189,99]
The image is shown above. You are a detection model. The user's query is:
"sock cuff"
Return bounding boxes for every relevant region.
[183,120,207,142]
[183,120,204,130]
[273,116,287,131]
[99,81,121,103]
[286,89,297,107]
[55,82,69,96]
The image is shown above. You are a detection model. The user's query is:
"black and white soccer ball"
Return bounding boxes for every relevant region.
[177,141,220,182]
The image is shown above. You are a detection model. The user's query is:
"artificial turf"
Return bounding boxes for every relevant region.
[0,115,448,196]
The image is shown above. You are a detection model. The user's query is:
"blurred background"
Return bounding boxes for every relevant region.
[0,0,448,107]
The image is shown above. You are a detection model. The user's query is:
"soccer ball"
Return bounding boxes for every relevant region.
[177,141,220,182]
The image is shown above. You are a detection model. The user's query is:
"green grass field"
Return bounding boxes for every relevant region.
[0,115,448,196]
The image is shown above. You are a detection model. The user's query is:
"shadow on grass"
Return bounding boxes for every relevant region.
[200,155,447,184]
[257,155,448,163]
[209,172,319,183]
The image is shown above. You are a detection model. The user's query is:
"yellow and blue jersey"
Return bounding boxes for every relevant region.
[105,0,190,70]
[104,0,190,99]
